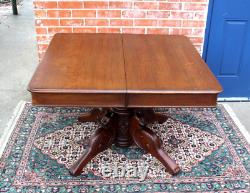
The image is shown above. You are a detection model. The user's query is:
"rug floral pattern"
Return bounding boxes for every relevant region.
[0,103,250,192]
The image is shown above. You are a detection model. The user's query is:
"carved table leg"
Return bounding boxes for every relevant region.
[77,108,108,145]
[78,108,106,123]
[69,111,115,176]
[70,108,181,176]
[129,116,180,175]
[135,109,168,124]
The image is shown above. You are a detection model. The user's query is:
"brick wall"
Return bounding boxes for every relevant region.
[34,0,209,59]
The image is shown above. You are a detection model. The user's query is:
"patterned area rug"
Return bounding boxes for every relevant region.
[0,103,249,192]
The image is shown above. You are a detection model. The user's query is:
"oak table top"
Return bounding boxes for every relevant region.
[28,33,222,107]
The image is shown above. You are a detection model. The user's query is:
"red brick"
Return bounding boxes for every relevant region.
[60,19,83,26]
[122,10,146,18]
[84,1,108,9]
[33,1,57,9]
[98,28,121,33]
[38,44,49,52]
[36,36,47,42]
[58,1,83,9]
[109,1,132,9]
[33,0,208,62]
[34,10,46,17]
[36,35,49,42]
[169,28,182,35]
[194,12,206,19]
[147,28,169,34]
[110,19,133,26]
[183,3,207,11]
[181,28,193,35]
[97,10,121,18]
[134,19,158,26]
[158,20,181,27]
[146,11,170,18]
[36,27,47,34]
[180,28,202,36]
[36,19,59,26]
[170,11,193,19]
[72,10,96,17]
[134,2,158,10]
[47,10,71,18]
[85,19,109,26]
[122,28,145,34]
[73,27,96,33]
[192,28,204,36]
[182,0,207,2]
[182,20,205,27]
[189,37,204,43]
[48,27,73,34]
[159,3,182,10]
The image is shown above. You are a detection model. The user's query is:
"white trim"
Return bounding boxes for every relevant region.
[218,97,250,102]
[0,101,26,157]
[222,103,250,144]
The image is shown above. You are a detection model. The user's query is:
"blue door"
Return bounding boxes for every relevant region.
[204,0,250,98]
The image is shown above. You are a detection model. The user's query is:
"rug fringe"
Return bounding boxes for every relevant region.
[222,103,250,144]
[0,100,27,157]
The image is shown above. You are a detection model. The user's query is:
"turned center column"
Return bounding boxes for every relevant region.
[112,108,133,147]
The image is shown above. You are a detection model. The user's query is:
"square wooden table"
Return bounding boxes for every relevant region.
[28,33,222,176]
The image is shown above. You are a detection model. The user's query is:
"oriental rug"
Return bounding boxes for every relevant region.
[0,103,249,192]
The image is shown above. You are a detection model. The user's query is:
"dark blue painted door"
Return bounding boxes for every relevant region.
[205,0,250,98]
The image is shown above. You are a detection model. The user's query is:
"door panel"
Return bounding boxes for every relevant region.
[219,20,247,76]
[205,0,250,97]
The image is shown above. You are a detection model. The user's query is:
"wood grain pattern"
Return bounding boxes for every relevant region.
[127,93,218,107]
[31,93,125,107]
[122,34,222,94]
[28,33,126,94]
[28,33,222,107]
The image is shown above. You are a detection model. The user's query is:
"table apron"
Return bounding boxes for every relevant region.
[126,93,218,107]
[31,93,125,107]
[31,92,218,107]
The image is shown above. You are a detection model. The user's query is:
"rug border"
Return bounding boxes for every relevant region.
[0,100,27,156]
[221,103,250,144]
[0,102,250,191]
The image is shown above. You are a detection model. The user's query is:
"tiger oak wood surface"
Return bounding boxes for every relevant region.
[123,34,221,93]
[122,34,222,107]
[29,33,126,93]
[28,33,222,107]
